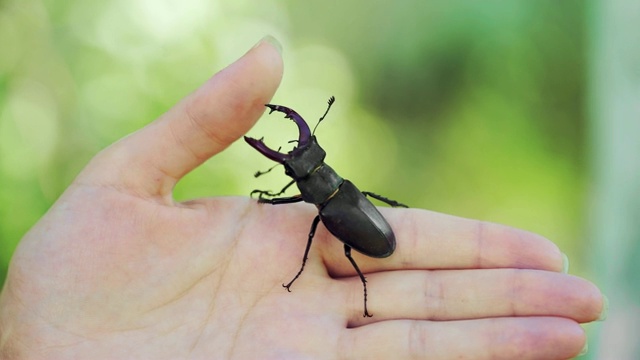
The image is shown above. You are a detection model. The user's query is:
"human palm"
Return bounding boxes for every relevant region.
[0,39,603,359]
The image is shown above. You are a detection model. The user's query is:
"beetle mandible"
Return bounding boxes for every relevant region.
[244,96,407,317]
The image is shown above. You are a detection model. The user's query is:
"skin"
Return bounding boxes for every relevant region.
[0,38,604,359]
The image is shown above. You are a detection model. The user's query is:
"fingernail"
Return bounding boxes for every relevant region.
[562,253,569,274]
[252,35,282,55]
[578,340,588,356]
[598,294,609,321]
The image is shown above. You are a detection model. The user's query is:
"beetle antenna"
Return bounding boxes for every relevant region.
[312,96,335,135]
[253,145,283,177]
[254,163,281,178]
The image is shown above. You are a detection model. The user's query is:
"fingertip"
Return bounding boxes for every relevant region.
[562,252,570,274]
[258,35,283,56]
[578,340,589,356]
[181,35,284,146]
[504,227,566,272]
[598,294,609,321]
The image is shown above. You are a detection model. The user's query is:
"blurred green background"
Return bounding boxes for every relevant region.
[1,0,637,358]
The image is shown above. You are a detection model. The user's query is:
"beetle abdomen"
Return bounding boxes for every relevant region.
[319,180,396,258]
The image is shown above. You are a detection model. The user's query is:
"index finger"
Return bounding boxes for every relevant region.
[317,207,566,275]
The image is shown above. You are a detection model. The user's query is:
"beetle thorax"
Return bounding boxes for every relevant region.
[284,136,326,180]
[283,136,344,205]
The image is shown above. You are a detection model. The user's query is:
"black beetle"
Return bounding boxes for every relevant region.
[244,97,407,317]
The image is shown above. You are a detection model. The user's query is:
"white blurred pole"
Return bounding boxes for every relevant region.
[589,0,640,358]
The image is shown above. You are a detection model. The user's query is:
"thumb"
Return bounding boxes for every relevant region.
[78,37,283,199]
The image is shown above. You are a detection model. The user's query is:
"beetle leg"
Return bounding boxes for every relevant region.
[253,163,279,178]
[258,195,304,205]
[269,179,297,197]
[253,149,283,177]
[251,180,304,205]
[283,215,321,291]
[250,179,296,198]
[344,244,372,317]
[362,191,409,208]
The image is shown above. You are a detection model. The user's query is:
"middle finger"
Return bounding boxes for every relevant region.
[317,208,566,277]
[340,268,603,326]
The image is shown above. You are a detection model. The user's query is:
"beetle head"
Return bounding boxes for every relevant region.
[283,137,326,179]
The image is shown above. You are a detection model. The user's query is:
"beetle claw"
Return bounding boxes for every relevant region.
[263,103,312,146]
[244,136,288,163]
[265,104,278,114]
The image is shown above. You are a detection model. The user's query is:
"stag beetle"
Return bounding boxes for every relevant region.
[244,97,407,317]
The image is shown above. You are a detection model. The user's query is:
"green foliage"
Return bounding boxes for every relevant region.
[0,0,588,290]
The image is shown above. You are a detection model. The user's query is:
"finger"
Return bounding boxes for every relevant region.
[340,317,586,360]
[78,37,283,198]
[339,269,604,325]
[317,207,565,276]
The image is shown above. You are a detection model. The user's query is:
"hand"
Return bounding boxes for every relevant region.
[0,38,604,359]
